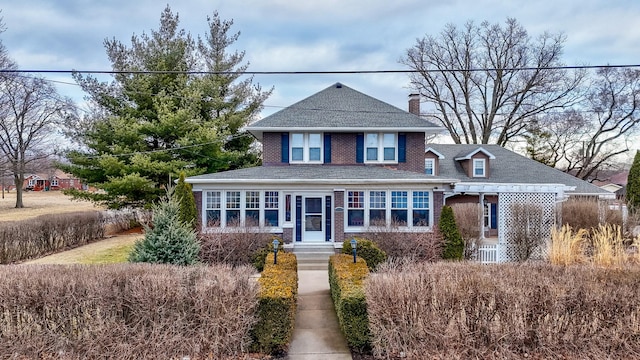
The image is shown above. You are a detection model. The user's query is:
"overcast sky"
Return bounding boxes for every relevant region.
[2,0,640,126]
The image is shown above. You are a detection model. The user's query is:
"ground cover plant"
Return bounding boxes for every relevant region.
[366,261,640,359]
[0,263,259,359]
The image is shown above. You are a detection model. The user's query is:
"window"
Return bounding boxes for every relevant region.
[245,191,260,225]
[425,159,435,176]
[206,191,221,226]
[226,191,241,226]
[473,159,486,177]
[51,179,59,186]
[265,191,279,227]
[285,194,292,222]
[290,133,322,163]
[391,191,408,225]
[347,191,364,226]
[412,191,430,226]
[369,191,386,225]
[28,179,36,186]
[365,133,397,163]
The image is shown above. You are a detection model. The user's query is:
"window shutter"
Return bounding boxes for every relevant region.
[295,196,302,242]
[398,133,407,163]
[324,133,331,164]
[491,203,497,229]
[356,133,364,163]
[325,196,332,242]
[281,133,289,163]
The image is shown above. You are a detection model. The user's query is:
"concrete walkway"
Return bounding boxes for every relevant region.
[287,270,352,360]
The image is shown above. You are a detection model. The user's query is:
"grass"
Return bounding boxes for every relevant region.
[0,191,100,222]
[79,243,135,264]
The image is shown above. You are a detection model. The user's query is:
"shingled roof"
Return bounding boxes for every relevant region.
[247,82,442,139]
[429,144,612,197]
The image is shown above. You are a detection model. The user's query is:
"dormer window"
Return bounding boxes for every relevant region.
[425,159,435,176]
[365,133,397,163]
[291,133,322,163]
[473,159,486,177]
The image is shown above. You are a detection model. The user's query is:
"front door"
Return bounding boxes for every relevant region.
[303,196,324,242]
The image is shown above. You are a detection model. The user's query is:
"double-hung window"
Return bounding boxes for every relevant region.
[425,159,435,176]
[226,191,241,226]
[365,133,397,163]
[347,191,365,226]
[391,191,408,225]
[473,159,486,177]
[291,133,322,163]
[264,191,279,226]
[369,191,386,225]
[206,191,221,226]
[412,191,430,226]
[245,191,260,226]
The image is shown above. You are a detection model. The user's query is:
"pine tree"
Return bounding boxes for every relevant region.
[627,151,640,214]
[439,205,464,260]
[175,172,197,228]
[61,6,271,209]
[129,187,200,265]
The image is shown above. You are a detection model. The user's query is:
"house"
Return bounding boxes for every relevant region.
[24,170,83,191]
[186,82,613,262]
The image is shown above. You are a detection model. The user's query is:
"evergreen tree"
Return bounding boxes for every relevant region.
[61,6,271,209]
[129,187,200,265]
[175,172,197,228]
[439,205,464,260]
[628,151,640,214]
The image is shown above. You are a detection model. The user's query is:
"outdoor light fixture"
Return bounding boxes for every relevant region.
[350,238,357,263]
[272,239,279,265]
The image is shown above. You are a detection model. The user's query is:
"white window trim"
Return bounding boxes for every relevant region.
[344,189,432,230]
[51,179,59,186]
[473,158,486,177]
[425,158,435,176]
[364,132,398,164]
[290,133,323,164]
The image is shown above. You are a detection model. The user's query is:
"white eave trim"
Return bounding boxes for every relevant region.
[248,126,445,135]
[186,177,460,185]
[454,147,496,160]
[453,182,574,194]
[425,147,445,159]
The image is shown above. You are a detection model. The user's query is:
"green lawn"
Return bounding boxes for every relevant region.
[79,243,135,264]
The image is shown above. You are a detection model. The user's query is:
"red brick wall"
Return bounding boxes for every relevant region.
[433,191,444,226]
[262,132,283,166]
[397,132,426,173]
[331,133,357,164]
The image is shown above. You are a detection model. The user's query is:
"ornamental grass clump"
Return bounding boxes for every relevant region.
[550,225,587,265]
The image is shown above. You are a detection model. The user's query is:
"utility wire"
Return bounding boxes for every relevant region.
[2,63,640,75]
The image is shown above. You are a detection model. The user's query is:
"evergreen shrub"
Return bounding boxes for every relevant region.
[439,205,464,260]
[342,237,387,271]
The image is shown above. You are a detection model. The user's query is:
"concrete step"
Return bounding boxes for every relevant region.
[294,252,334,260]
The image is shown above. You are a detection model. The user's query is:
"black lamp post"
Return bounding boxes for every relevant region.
[272,239,279,265]
[350,238,357,263]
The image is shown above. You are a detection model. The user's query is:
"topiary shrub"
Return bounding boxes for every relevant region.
[129,187,200,265]
[439,205,464,260]
[342,237,387,271]
[174,172,197,228]
[251,237,284,272]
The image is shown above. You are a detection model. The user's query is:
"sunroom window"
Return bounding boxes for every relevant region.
[391,191,408,225]
[347,191,364,226]
[205,191,221,226]
[345,189,432,229]
[291,133,322,163]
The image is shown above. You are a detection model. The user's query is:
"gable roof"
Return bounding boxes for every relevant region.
[429,144,612,197]
[247,82,442,139]
[454,147,496,160]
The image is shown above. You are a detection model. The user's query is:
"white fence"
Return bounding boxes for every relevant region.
[477,244,498,264]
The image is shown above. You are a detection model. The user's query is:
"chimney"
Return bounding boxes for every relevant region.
[408,93,420,116]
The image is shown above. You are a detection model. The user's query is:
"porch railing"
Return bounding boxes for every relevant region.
[477,244,498,264]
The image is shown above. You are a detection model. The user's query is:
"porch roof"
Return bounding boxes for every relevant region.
[186,165,459,185]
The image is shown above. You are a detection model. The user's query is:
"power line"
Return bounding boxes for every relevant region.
[2,64,640,75]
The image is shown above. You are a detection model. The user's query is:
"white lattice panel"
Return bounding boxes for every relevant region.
[498,192,555,262]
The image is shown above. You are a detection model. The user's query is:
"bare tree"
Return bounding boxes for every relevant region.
[0,75,73,208]
[524,67,640,180]
[402,18,583,146]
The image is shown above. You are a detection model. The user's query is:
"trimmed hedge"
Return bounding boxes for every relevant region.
[341,237,387,271]
[0,211,105,264]
[251,251,298,355]
[0,263,259,359]
[328,254,371,351]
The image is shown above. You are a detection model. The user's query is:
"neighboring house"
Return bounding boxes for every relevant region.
[186,82,614,262]
[24,170,83,191]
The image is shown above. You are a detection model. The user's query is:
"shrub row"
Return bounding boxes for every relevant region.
[366,261,640,359]
[328,254,371,352]
[0,263,259,359]
[0,211,105,264]
[198,226,274,270]
[362,225,443,262]
[251,251,298,355]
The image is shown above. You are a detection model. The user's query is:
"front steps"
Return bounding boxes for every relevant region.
[291,243,337,270]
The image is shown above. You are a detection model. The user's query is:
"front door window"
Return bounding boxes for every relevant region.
[303,196,324,241]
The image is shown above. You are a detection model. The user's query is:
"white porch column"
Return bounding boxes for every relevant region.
[479,192,485,240]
